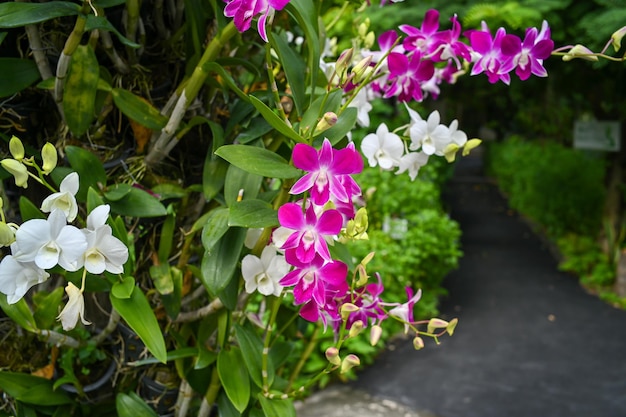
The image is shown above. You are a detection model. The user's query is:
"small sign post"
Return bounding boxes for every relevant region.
[573,120,621,152]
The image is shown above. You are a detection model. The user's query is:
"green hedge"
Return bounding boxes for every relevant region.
[488,136,606,237]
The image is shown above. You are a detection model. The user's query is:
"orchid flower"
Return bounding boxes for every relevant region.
[223,0,290,42]
[290,138,363,206]
[408,110,451,156]
[242,245,290,296]
[501,21,554,81]
[469,23,515,84]
[12,209,87,271]
[388,287,423,334]
[0,255,49,304]
[40,172,79,222]
[81,205,129,274]
[57,282,90,331]
[278,203,343,263]
[361,122,404,170]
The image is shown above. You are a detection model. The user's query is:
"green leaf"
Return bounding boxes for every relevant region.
[258,394,296,417]
[32,287,64,330]
[116,392,159,417]
[111,88,168,130]
[103,183,132,201]
[105,185,167,217]
[269,33,306,117]
[64,44,99,137]
[195,346,217,370]
[86,15,140,48]
[18,196,44,220]
[201,207,230,251]
[93,0,127,8]
[203,121,228,201]
[316,107,357,145]
[0,372,71,406]
[0,2,80,28]
[299,89,343,136]
[86,187,105,213]
[218,348,250,413]
[200,227,246,296]
[65,145,107,201]
[0,294,37,332]
[127,347,198,366]
[149,264,173,295]
[234,324,274,389]
[161,265,182,319]
[111,286,167,363]
[249,95,305,144]
[216,145,301,179]
[224,164,263,207]
[285,0,320,105]
[229,199,278,228]
[111,276,135,299]
[0,58,40,97]
[204,62,250,102]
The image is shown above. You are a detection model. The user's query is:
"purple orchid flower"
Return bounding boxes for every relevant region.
[500,21,554,81]
[278,203,343,263]
[280,252,348,307]
[223,0,290,42]
[468,23,516,84]
[400,9,441,55]
[290,138,363,206]
[384,51,435,102]
[388,286,422,333]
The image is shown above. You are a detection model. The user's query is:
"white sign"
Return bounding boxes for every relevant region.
[573,120,621,152]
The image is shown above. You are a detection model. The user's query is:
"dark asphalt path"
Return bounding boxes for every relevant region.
[351,152,626,417]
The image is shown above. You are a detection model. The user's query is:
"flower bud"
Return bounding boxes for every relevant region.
[462,139,482,156]
[325,347,341,366]
[41,142,58,175]
[611,26,626,52]
[358,22,368,38]
[313,112,338,135]
[370,324,382,346]
[413,336,424,350]
[446,318,458,336]
[443,143,460,163]
[349,320,364,338]
[427,318,449,334]
[1,159,29,188]
[335,48,354,80]
[0,222,16,247]
[562,44,598,62]
[351,55,373,84]
[340,303,359,320]
[364,31,376,49]
[9,136,24,161]
[340,354,360,374]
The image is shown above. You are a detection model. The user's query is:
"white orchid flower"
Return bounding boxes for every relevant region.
[409,110,451,156]
[57,282,90,331]
[242,246,290,296]
[396,151,430,181]
[0,255,50,304]
[12,209,87,271]
[81,205,129,274]
[41,172,80,222]
[361,123,404,170]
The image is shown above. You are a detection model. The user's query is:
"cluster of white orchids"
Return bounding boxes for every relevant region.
[0,136,129,330]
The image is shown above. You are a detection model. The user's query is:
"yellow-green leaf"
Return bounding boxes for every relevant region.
[64,45,99,137]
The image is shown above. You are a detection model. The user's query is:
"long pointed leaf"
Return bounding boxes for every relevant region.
[64,44,99,137]
[215,145,301,179]
[110,286,167,364]
[0,2,80,28]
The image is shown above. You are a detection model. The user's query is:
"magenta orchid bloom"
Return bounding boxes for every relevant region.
[223,0,290,42]
[431,15,472,68]
[385,51,435,102]
[468,24,515,84]
[280,252,348,307]
[400,9,441,55]
[388,286,422,333]
[278,203,343,263]
[501,21,554,81]
[290,138,363,206]
[340,273,387,331]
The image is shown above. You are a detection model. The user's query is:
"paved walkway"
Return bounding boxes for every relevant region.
[298,152,626,417]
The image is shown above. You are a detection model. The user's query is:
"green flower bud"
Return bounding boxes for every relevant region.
[351,56,373,84]
[340,303,359,320]
[562,44,598,62]
[413,336,424,350]
[427,318,449,335]
[0,222,16,247]
[446,318,458,336]
[611,26,626,52]
[1,159,28,188]
[370,324,382,346]
[349,320,364,338]
[41,142,58,175]
[462,139,482,156]
[313,112,338,135]
[335,48,354,80]
[9,136,24,161]
[340,354,360,374]
[325,347,341,366]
